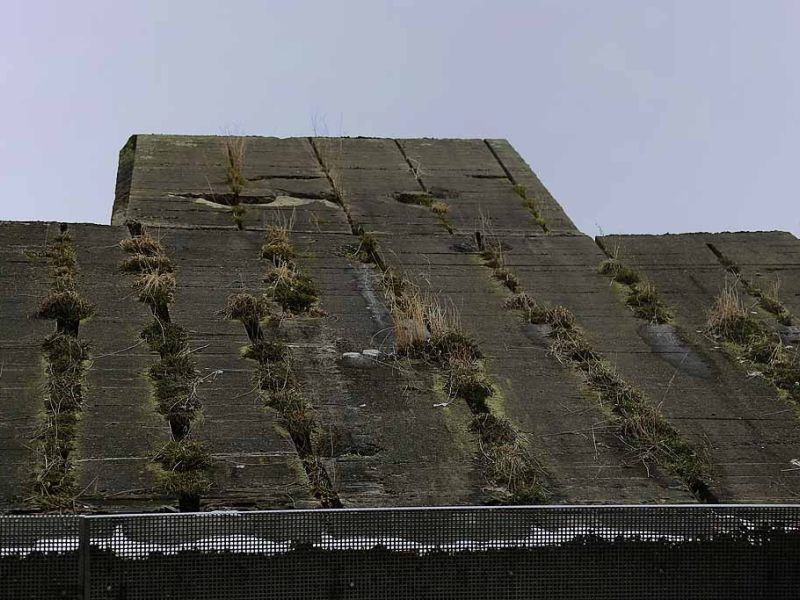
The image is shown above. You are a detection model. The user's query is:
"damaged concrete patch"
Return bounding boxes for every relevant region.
[637,324,713,379]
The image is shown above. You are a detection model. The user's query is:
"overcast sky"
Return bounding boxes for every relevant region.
[1,1,798,235]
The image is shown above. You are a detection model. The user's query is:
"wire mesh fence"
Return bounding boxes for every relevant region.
[1,505,799,599]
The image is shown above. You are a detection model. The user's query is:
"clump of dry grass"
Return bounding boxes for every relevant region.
[45,233,77,271]
[383,276,479,362]
[598,257,641,286]
[120,229,176,320]
[394,191,434,206]
[759,279,794,326]
[626,281,672,324]
[224,136,246,197]
[142,320,189,358]
[264,262,319,314]
[135,272,177,312]
[431,201,449,215]
[119,254,173,274]
[706,282,800,405]
[37,231,94,335]
[470,413,547,503]
[598,253,673,324]
[446,350,493,412]
[349,231,384,268]
[224,293,269,341]
[120,233,164,256]
[262,224,295,264]
[223,136,247,229]
[707,281,762,344]
[38,290,94,333]
[154,439,212,505]
[389,289,429,354]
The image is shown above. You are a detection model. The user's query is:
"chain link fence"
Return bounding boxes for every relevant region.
[1,505,799,599]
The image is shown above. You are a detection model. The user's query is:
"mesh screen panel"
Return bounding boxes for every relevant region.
[0,514,81,599]
[1,506,799,599]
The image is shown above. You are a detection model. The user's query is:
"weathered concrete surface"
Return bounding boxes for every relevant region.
[595,233,800,500]
[71,224,171,511]
[0,222,53,509]
[315,138,691,503]
[285,230,487,507]
[599,233,797,331]
[3,135,799,511]
[484,139,577,233]
[114,135,340,231]
[162,228,316,509]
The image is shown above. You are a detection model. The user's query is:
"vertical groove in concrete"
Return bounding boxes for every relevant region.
[29,224,97,508]
[73,224,170,511]
[165,228,316,510]
[483,139,578,233]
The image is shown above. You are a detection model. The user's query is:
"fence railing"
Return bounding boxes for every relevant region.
[1,505,799,599]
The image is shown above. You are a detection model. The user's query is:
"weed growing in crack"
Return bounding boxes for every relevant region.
[119,254,173,274]
[392,192,453,232]
[541,304,715,501]
[238,324,340,507]
[706,283,800,405]
[120,225,211,509]
[224,136,247,196]
[119,233,165,256]
[224,293,269,341]
[707,243,794,326]
[597,253,672,325]
[707,281,762,345]
[446,350,494,413]
[349,231,384,268]
[221,227,343,508]
[758,279,794,326]
[495,248,713,499]
[264,262,319,314]
[381,274,479,362]
[32,229,93,508]
[504,292,551,324]
[598,257,641,286]
[223,136,247,229]
[259,223,320,315]
[513,184,549,233]
[377,263,545,503]
[154,440,212,511]
[626,281,673,324]
[477,216,521,293]
[262,224,296,264]
[470,414,547,504]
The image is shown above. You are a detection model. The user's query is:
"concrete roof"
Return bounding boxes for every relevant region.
[2,135,799,512]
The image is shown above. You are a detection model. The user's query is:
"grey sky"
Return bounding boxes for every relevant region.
[2,1,798,235]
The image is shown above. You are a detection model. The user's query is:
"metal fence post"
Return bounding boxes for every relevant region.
[78,516,90,600]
